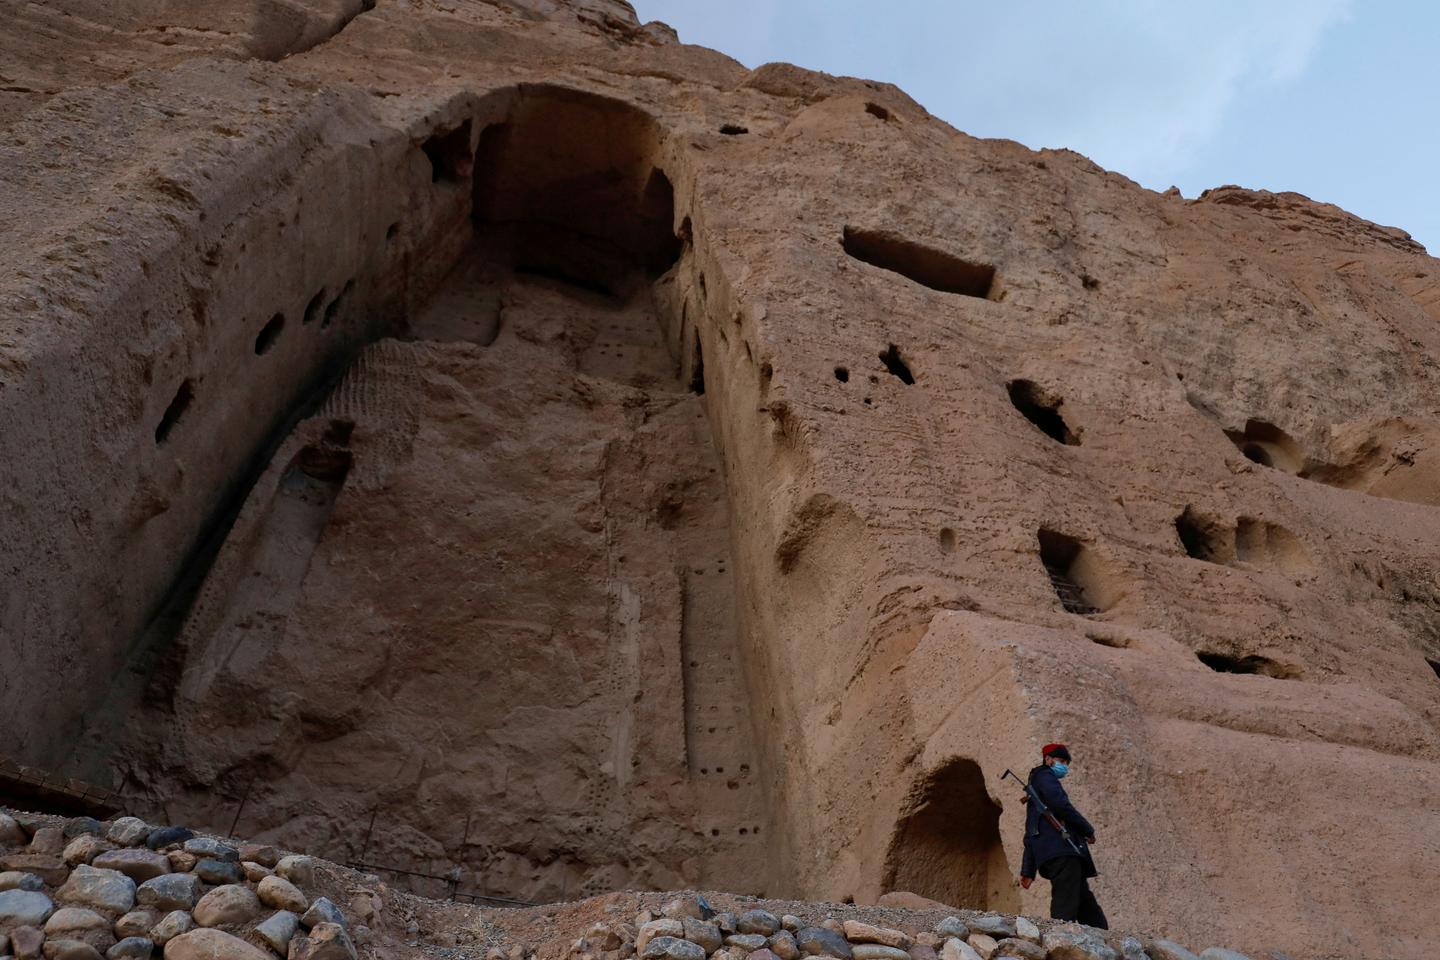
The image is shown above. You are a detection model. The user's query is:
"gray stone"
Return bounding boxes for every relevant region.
[161,929,271,960]
[43,907,114,951]
[254,910,300,954]
[844,924,908,949]
[61,837,112,868]
[715,913,737,935]
[795,928,852,960]
[680,917,721,954]
[88,851,168,884]
[642,938,706,960]
[638,919,686,954]
[148,910,193,945]
[780,917,801,934]
[11,924,46,960]
[256,875,307,913]
[105,938,153,959]
[236,844,279,868]
[991,940,1044,960]
[0,815,26,848]
[181,839,238,864]
[1145,942,1199,960]
[40,940,103,960]
[135,873,201,912]
[289,922,356,960]
[113,911,159,940]
[1013,920,1039,946]
[851,947,909,960]
[736,912,780,937]
[727,936,769,952]
[935,920,969,941]
[749,950,781,960]
[0,856,68,888]
[0,875,43,893]
[102,822,148,850]
[0,890,54,932]
[1197,952,1250,960]
[1042,929,1117,960]
[1118,937,1145,960]
[939,941,981,960]
[299,897,345,930]
[61,821,101,840]
[55,866,134,915]
[967,919,1014,941]
[28,830,63,857]
[142,828,191,853]
[965,936,997,960]
[193,860,243,886]
[239,862,270,883]
[192,885,259,927]
[274,855,315,887]
[769,931,799,960]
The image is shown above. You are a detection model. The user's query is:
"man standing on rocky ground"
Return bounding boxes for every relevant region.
[1019,743,1108,928]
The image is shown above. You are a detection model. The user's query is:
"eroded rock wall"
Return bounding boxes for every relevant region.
[2,2,1439,958]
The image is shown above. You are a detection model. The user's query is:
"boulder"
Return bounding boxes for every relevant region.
[1041,929,1117,960]
[256,875,307,913]
[299,898,344,930]
[288,922,357,960]
[235,845,279,868]
[89,851,169,884]
[637,919,684,953]
[875,893,954,912]
[0,814,27,848]
[113,910,159,939]
[166,852,197,874]
[1118,938,1146,960]
[935,920,969,942]
[162,928,272,960]
[780,917,801,934]
[908,947,937,960]
[736,912,780,937]
[182,839,238,864]
[967,919,1014,941]
[192,885,260,927]
[274,855,315,887]
[843,923,909,948]
[641,938,705,960]
[61,837,112,868]
[965,936,997,960]
[991,940,1044,960]
[660,899,707,922]
[102,822,147,849]
[0,890,55,932]
[1013,920,1039,945]
[40,939,103,960]
[43,907,114,951]
[1145,943,1199,960]
[0,874,44,893]
[61,821,101,840]
[253,909,299,954]
[193,860,243,886]
[12,924,46,960]
[1197,952,1250,960]
[769,930,799,960]
[135,874,201,912]
[795,928,852,960]
[143,828,192,852]
[680,917,721,954]
[239,862,270,883]
[939,939,981,960]
[105,937,153,959]
[55,866,135,914]
[850,948,908,960]
[726,936,768,952]
[28,829,63,856]
[149,910,193,945]
[0,856,69,887]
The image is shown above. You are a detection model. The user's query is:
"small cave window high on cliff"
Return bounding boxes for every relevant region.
[1175,506,1230,564]
[1225,419,1304,474]
[254,314,285,355]
[472,88,682,298]
[842,227,996,299]
[1038,529,1111,616]
[154,380,195,445]
[883,758,1018,912]
[1007,380,1079,445]
[1196,650,1298,679]
[879,344,915,385]
[422,120,474,184]
[1427,658,1440,680]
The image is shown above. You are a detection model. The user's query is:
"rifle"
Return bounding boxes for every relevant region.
[1001,768,1086,858]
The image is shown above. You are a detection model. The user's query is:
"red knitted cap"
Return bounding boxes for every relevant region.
[1042,742,1072,761]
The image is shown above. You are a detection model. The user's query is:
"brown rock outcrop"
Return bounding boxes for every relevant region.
[2,2,1439,959]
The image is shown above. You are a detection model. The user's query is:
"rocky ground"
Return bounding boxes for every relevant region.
[0,810,1276,960]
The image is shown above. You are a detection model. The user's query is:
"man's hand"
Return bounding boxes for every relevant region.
[1086,836,1096,846]
[1019,876,1033,890]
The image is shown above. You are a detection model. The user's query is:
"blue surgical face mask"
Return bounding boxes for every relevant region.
[1050,762,1070,779]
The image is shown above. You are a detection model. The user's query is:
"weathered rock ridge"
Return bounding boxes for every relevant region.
[2,2,1439,959]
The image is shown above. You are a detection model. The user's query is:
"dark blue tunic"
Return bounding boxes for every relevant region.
[1019,764,1097,878]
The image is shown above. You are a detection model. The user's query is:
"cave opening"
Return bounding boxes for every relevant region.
[1225,419,1304,473]
[422,120,474,184]
[155,380,195,445]
[883,758,1018,912]
[1175,506,1228,563]
[879,344,915,385]
[254,313,285,355]
[1038,529,1110,615]
[1197,650,1298,679]
[1007,379,1079,445]
[842,226,995,298]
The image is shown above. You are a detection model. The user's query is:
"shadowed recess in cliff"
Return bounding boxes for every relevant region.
[883,758,1019,912]
[472,86,682,298]
[842,227,996,298]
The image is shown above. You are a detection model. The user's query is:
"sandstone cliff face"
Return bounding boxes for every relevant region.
[3,2,1439,959]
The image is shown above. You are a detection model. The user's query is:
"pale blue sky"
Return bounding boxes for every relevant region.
[631,1,1438,253]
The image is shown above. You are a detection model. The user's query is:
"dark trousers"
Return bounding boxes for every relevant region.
[1039,855,1108,929]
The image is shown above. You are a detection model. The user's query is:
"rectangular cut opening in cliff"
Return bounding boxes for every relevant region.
[842,226,996,298]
